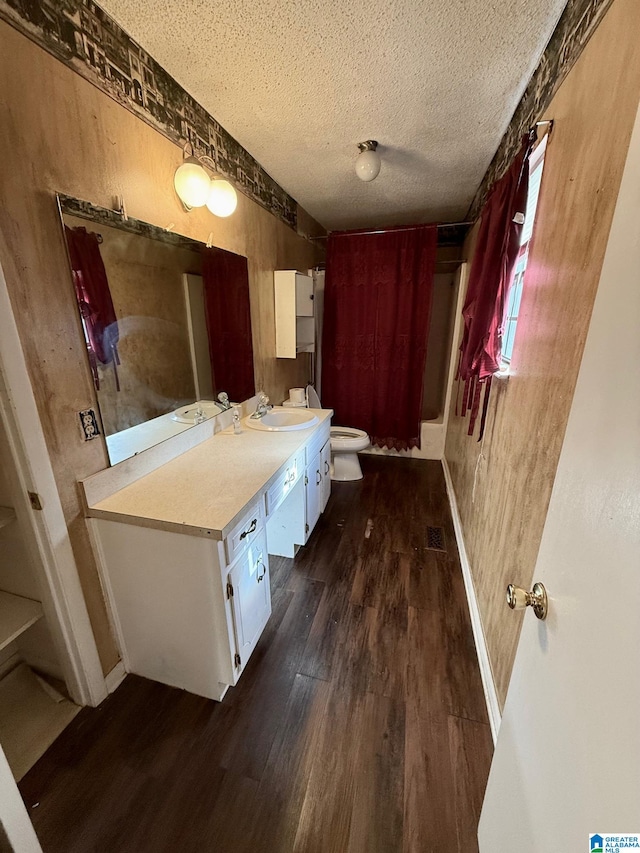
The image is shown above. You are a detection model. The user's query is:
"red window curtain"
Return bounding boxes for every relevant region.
[64,225,119,390]
[322,225,437,451]
[202,248,255,402]
[457,132,534,439]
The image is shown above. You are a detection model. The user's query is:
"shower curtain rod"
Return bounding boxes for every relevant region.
[310,220,473,240]
[312,121,553,243]
[313,258,466,266]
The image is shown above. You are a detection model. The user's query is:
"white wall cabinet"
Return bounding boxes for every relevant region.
[274,270,315,358]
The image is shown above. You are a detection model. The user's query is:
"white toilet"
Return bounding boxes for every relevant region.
[328,426,370,481]
[284,386,370,481]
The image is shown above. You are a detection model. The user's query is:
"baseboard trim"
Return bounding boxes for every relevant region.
[0,651,21,681]
[104,660,127,695]
[442,458,501,744]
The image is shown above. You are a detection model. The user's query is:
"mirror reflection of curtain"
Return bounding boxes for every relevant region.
[202,248,255,402]
[322,224,437,451]
[64,225,120,390]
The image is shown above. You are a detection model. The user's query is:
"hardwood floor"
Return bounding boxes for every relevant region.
[19,456,493,853]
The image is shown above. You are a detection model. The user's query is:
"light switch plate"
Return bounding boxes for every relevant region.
[79,408,101,441]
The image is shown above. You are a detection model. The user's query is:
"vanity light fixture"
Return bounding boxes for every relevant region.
[355,140,381,182]
[206,178,238,218]
[174,144,238,216]
[174,157,211,208]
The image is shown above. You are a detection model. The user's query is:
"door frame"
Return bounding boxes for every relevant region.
[0,260,107,708]
[0,743,43,852]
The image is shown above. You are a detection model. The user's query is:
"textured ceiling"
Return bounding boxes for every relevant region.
[98,0,567,230]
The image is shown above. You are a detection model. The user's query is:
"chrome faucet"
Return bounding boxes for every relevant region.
[251,393,273,419]
[193,405,206,424]
[217,392,232,411]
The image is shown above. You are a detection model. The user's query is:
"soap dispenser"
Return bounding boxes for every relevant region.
[232,406,242,434]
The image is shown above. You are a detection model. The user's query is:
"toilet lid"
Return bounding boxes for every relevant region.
[306,385,321,408]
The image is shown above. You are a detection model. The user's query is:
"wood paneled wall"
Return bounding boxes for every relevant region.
[0,23,323,674]
[444,0,640,706]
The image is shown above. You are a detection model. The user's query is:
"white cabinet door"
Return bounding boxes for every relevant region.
[227,532,270,670]
[295,273,314,316]
[305,459,322,541]
[320,439,331,512]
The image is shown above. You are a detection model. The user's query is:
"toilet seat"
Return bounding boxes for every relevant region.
[330,426,369,451]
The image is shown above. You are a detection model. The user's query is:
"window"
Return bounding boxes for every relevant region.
[500,134,547,367]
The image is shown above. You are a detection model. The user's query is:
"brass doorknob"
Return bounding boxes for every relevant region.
[506,582,548,620]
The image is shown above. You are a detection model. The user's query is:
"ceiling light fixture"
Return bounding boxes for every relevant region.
[174,145,238,216]
[355,140,381,182]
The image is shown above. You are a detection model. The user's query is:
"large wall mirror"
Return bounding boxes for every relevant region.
[57,195,255,466]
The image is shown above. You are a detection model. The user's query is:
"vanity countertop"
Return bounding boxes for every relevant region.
[85,408,332,539]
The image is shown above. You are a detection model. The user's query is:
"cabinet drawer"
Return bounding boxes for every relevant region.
[266,450,304,516]
[225,497,265,564]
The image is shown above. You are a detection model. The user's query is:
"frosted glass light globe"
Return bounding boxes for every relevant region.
[174,160,211,207]
[355,149,381,182]
[206,179,238,217]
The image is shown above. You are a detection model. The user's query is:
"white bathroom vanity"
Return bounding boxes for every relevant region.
[82,406,332,701]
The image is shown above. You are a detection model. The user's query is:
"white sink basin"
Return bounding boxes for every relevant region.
[171,401,222,424]
[244,407,319,432]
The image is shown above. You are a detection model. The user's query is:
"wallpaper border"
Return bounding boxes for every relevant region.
[469,0,615,220]
[0,0,298,229]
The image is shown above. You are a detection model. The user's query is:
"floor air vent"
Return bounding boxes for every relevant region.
[426,526,446,552]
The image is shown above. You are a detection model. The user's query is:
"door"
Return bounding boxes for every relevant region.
[182,273,214,400]
[0,743,42,851]
[479,104,640,850]
[295,273,314,316]
[227,532,271,669]
[0,258,104,707]
[320,439,331,512]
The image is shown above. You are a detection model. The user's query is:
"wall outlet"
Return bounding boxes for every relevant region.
[79,408,101,441]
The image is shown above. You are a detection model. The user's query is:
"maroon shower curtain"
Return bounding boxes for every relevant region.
[202,248,255,402]
[322,224,437,450]
[64,225,119,389]
[457,131,534,439]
